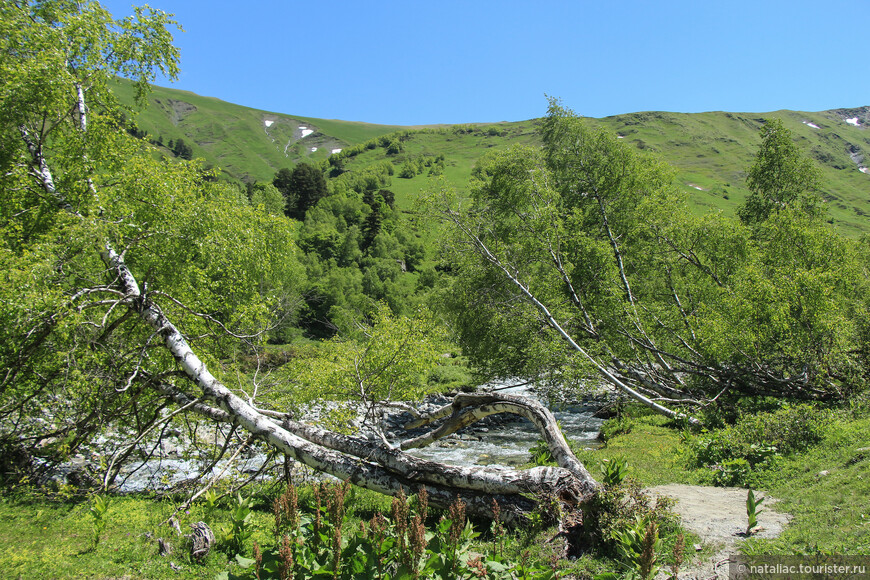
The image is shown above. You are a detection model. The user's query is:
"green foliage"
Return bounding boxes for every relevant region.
[172,137,194,160]
[249,182,287,215]
[601,457,630,487]
[599,416,635,442]
[529,440,556,466]
[279,162,329,220]
[0,0,306,484]
[223,493,255,556]
[287,304,447,426]
[740,408,870,554]
[609,515,662,580]
[0,492,248,578]
[739,118,821,225]
[425,358,474,392]
[746,489,764,536]
[686,404,832,486]
[88,494,111,549]
[580,479,681,567]
[203,488,221,524]
[227,485,559,580]
[290,170,437,338]
[445,97,869,410]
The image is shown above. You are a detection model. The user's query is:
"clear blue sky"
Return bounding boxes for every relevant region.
[100,0,868,126]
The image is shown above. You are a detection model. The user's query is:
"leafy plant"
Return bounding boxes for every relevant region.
[202,488,221,524]
[746,489,764,536]
[529,440,555,466]
[223,493,254,556]
[713,457,751,487]
[88,494,111,550]
[226,484,562,580]
[580,478,681,564]
[599,416,635,442]
[610,515,662,580]
[687,404,832,486]
[601,457,629,487]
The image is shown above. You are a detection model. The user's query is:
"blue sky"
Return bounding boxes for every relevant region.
[100,0,868,126]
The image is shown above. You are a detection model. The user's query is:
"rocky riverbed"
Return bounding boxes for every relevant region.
[47,379,609,492]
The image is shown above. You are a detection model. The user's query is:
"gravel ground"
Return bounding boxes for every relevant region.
[646,484,791,579]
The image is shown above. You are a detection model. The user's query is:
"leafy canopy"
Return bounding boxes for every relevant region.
[443,99,868,405]
[738,118,822,225]
[289,304,447,430]
[0,0,305,480]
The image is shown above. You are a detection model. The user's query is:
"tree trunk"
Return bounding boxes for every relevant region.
[18,80,600,524]
[99,245,599,521]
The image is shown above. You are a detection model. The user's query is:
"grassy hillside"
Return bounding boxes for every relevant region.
[119,80,870,235]
[112,80,405,182]
[595,108,870,235]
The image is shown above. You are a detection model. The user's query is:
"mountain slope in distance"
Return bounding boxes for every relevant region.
[115,80,870,236]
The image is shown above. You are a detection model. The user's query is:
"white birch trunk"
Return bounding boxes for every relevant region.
[100,246,599,521]
[19,92,601,522]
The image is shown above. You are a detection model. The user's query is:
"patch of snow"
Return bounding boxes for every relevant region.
[687,183,706,191]
[310,147,317,152]
[299,126,314,138]
[845,117,861,127]
[617,135,624,139]
[331,148,342,154]
[802,120,820,129]
[860,167,869,174]
[264,120,274,128]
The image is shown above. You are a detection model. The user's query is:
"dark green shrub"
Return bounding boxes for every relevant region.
[579,479,680,561]
[599,416,635,442]
[687,404,831,486]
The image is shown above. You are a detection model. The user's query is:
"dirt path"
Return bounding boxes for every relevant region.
[647,484,791,579]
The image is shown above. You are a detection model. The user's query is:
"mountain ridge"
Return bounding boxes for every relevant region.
[114,80,870,235]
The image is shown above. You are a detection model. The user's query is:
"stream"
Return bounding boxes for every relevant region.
[54,380,607,492]
[403,380,605,468]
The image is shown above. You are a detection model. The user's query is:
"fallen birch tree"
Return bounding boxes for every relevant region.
[0,0,599,524]
[433,99,867,426]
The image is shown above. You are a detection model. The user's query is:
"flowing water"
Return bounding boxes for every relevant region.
[59,380,606,491]
[404,380,605,468]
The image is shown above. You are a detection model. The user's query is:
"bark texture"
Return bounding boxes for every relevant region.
[104,243,599,522]
[17,84,601,526]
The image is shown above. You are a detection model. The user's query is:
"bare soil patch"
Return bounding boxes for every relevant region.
[647,484,791,579]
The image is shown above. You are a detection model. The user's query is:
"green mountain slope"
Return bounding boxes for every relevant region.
[112,80,407,182]
[595,108,870,234]
[118,80,870,235]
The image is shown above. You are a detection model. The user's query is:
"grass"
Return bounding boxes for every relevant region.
[575,414,706,487]
[3,401,867,576]
[0,491,252,578]
[741,414,870,554]
[111,79,403,183]
[115,80,870,236]
[575,402,870,556]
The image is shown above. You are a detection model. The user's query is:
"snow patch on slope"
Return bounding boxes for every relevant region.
[299,126,314,138]
[264,120,274,128]
[845,117,861,127]
[802,120,820,129]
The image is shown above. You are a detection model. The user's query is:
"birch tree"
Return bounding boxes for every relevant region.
[0,1,598,524]
[439,100,868,422]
